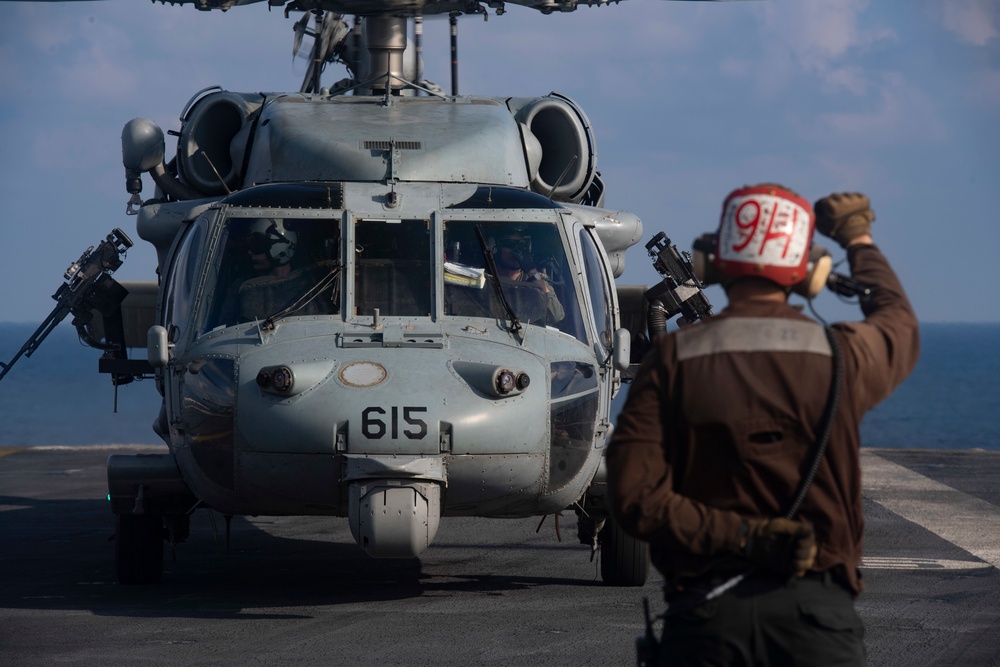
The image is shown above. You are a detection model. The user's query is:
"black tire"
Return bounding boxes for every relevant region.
[600,517,649,586]
[115,513,165,585]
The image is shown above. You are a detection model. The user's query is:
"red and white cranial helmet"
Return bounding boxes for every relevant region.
[713,184,814,288]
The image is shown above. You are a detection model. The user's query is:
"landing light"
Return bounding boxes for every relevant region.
[495,369,515,395]
[271,366,294,393]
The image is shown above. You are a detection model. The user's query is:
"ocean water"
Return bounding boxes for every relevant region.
[0,322,997,450]
[858,322,1000,450]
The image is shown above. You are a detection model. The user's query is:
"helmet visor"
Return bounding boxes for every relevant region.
[247,232,278,255]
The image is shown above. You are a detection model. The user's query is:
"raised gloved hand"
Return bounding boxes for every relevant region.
[514,251,538,274]
[740,517,817,578]
[814,192,875,248]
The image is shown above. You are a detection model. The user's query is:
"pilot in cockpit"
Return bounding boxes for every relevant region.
[491,227,565,324]
[217,218,338,325]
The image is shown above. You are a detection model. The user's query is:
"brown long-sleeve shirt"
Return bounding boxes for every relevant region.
[606,244,919,595]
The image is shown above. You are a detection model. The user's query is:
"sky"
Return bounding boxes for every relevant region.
[0,0,998,327]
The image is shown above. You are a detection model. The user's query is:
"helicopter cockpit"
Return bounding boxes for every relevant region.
[184,207,590,344]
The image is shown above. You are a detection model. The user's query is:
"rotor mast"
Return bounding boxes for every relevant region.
[297,11,458,96]
[362,16,408,92]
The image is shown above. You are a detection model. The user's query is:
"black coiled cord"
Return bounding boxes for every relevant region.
[785,327,843,519]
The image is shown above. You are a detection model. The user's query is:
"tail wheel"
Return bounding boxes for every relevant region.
[600,517,649,587]
[115,513,165,585]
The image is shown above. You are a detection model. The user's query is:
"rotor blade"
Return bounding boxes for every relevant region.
[20,0,270,5]
[292,14,310,60]
[15,0,749,15]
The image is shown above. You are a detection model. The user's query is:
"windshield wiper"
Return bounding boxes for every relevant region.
[261,262,342,331]
[475,225,522,338]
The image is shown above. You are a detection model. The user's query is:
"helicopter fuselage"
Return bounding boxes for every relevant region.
[109,89,643,564]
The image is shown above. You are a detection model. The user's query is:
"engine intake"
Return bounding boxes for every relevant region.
[511,93,598,204]
[177,89,262,196]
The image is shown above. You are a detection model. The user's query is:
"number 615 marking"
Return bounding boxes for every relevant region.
[361,406,428,439]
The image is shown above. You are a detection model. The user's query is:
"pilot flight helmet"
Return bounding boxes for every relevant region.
[491,225,532,256]
[247,218,297,266]
[713,183,814,288]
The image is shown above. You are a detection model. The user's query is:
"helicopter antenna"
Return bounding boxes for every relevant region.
[449,12,459,96]
[199,151,232,195]
[414,13,423,96]
[547,154,578,199]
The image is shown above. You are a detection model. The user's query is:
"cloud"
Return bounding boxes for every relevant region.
[967,69,1000,110]
[3,3,75,54]
[939,0,999,46]
[54,43,142,105]
[31,122,118,173]
[759,0,896,94]
[778,0,869,65]
[810,154,903,196]
[2,4,143,105]
[0,44,20,91]
[821,66,869,96]
[815,72,948,143]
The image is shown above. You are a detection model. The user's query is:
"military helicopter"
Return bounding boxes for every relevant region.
[1,0,728,586]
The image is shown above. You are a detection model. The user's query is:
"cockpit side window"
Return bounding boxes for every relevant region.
[442,220,586,342]
[579,229,615,352]
[163,219,208,345]
[200,215,342,333]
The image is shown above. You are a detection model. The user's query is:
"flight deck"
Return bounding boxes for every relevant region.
[1,446,997,666]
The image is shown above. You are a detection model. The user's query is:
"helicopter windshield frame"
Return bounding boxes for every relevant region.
[180,204,603,351]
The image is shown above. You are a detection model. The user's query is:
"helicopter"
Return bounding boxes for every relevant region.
[1,0,737,586]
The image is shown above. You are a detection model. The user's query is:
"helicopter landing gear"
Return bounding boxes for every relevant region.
[115,513,165,585]
[600,516,649,587]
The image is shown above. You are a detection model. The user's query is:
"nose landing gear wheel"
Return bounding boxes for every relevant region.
[600,517,649,587]
[115,513,165,585]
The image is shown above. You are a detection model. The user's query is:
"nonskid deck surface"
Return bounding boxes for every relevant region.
[1,446,998,666]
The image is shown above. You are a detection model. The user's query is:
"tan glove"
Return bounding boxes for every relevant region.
[740,517,817,578]
[814,192,875,248]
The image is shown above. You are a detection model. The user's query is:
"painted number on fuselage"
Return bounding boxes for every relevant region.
[361,406,428,439]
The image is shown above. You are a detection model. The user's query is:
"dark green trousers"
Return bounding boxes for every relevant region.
[657,573,866,667]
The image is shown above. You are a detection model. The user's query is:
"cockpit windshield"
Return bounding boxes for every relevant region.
[443,220,586,342]
[201,216,342,333]
[197,214,587,344]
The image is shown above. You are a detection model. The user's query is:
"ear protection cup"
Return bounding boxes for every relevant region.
[791,245,832,299]
[692,233,721,285]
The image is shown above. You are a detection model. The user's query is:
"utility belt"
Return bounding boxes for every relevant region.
[669,567,850,603]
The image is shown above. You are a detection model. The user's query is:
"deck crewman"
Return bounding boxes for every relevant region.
[607,185,920,666]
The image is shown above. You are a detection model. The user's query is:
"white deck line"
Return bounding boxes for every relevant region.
[862,450,1000,570]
